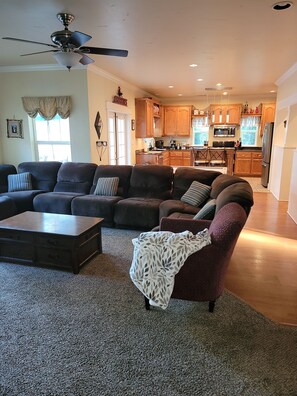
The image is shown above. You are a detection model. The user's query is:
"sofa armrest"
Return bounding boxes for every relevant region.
[159,199,198,220]
[160,217,211,234]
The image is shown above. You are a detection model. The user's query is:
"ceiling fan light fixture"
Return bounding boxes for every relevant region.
[53,51,82,70]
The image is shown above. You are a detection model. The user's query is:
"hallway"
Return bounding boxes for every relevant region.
[225,191,297,326]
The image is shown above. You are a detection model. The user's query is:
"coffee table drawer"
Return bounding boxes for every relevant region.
[36,247,72,266]
[0,243,34,261]
[35,235,73,248]
[0,230,33,242]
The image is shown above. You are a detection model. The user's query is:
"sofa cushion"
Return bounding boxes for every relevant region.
[181,181,211,207]
[210,173,249,199]
[18,161,62,191]
[193,199,216,220]
[0,196,17,220]
[8,172,32,192]
[215,182,254,214]
[54,162,97,194]
[172,167,221,200]
[128,165,174,199]
[71,195,123,227]
[33,192,84,214]
[114,197,163,229]
[0,164,17,193]
[91,165,132,197]
[94,177,119,196]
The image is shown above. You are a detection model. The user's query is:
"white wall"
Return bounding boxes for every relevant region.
[271,62,297,216]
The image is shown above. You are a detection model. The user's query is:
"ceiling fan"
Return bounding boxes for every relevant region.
[2,13,128,70]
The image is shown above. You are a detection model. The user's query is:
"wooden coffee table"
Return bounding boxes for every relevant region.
[0,211,104,274]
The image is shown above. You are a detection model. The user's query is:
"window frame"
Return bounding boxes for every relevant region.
[31,114,72,162]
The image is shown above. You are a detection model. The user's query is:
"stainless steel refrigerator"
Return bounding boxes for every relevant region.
[261,122,274,188]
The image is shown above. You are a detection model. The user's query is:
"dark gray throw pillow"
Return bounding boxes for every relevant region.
[193,199,216,220]
[8,172,32,192]
[181,180,211,207]
[94,177,119,196]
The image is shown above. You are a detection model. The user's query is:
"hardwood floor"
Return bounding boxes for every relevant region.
[225,192,297,326]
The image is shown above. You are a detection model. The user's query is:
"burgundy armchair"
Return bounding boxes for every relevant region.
[144,202,247,312]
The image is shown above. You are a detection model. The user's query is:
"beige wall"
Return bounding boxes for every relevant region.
[0,66,148,167]
[86,66,147,164]
[0,68,90,167]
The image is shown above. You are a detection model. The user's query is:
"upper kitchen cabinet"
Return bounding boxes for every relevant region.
[209,104,242,125]
[135,98,163,138]
[163,105,192,136]
[259,103,276,136]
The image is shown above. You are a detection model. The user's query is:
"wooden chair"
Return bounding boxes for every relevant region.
[209,149,226,167]
[193,148,209,166]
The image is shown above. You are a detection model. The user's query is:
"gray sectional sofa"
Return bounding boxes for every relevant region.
[0,161,254,229]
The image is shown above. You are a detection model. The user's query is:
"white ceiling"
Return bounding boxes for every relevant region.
[1,0,297,100]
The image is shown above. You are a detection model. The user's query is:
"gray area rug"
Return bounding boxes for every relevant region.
[1,227,296,396]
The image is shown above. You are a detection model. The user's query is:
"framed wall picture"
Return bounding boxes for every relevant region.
[7,119,23,138]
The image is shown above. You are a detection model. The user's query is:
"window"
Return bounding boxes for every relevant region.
[33,114,71,162]
[240,116,259,147]
[192,117,209,146]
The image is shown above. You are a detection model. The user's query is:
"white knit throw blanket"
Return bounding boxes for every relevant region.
[130,229,211,309]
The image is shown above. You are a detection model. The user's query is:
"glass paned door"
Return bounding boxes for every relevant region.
[108,112,128,165]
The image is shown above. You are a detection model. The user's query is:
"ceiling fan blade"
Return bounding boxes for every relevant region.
[80,46,128,57]
[20,49,59,57]
[2,37,58,49]
[79,54,95,65]
[69,31,92,48]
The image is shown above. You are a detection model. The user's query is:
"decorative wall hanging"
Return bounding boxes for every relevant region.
[113,86,127,106]
[94,111,108,161]
[7,119,23,138]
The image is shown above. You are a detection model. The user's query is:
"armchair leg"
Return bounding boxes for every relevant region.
[208,300,216,313]
[144,296,150,310]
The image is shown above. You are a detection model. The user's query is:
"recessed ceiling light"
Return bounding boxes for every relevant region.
[270,90,276,93]
[168,85,174,89]
[189,64,198,68]
[216,83,222,87]
[272,1,293,10]
[223,92,228,95]
[178,93,183,96]
[197,78,204,82]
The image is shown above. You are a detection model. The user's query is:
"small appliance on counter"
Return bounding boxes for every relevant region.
[155,139,164,149]
[170,140,177,149]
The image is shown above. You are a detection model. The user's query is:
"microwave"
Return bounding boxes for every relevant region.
[213,125,236,137]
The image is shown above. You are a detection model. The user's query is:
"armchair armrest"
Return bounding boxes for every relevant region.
[160,217,211,234]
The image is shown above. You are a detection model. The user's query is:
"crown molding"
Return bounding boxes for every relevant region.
[0,64,86,73]
[275,61,297,86]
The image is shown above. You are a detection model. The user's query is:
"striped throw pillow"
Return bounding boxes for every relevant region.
[8,172,32,192]
[94,177,119,196]
[193,199,216,220]
[181,181,211,207]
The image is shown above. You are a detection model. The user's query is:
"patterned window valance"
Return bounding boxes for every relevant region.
[22,96,71,120]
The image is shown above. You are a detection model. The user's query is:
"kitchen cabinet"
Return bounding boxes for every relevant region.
[234,150,262,176]
[209,104,242,125]
[163,106,192,136]
[169,150,192,166]
[135,98,163,138]
[259,103,275,136]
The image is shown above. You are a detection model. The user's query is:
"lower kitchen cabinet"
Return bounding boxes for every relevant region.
[234,150,262,176]
[169,150,192,166]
